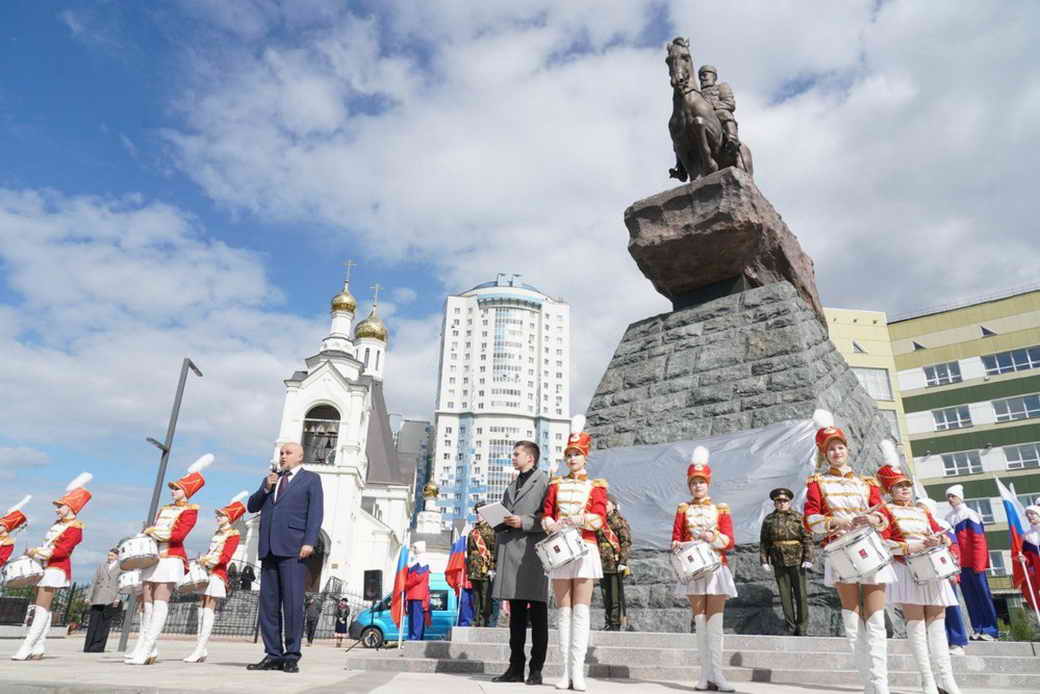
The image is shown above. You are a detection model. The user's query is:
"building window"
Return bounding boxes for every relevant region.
[988,551,1007,577]
[1006,442,1040,470]
[993,394,1040,423]
[941,451,982,477]
[1019,492,1040,508]
[982,346,1040,375]
[932,406,972,431]
[965,499,994,524]
[923,361,962,387]
[301,404,339,466]
[852,367,893,401]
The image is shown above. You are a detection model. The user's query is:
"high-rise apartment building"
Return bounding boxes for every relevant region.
[395,418,434,527]
[431,274,571,527]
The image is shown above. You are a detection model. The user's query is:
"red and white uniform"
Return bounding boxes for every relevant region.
[542,473,608,579]
[29,519,84,587]
[671,497,738,598]
[142,502,197,583]
[0,536,14,568]
[880,501,957,606]
[198,527,240,599]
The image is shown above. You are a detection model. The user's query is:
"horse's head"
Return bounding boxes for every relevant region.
[666,37,694,91]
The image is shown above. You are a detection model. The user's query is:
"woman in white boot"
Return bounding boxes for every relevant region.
[803,410,893,694]
[127,454,210,665]
[671,447,737,692]
[875,446,961,694]
[12,473,91,661]
[541,415,609,692]
[183,491,245,663]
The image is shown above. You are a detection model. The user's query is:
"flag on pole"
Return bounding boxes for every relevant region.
[390,544,410,627]
[995,476,1029,596]
[445,528,468,595]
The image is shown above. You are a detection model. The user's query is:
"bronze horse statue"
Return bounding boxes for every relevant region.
[666,37,753,182]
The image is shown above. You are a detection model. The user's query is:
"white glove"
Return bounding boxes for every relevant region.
[801,561,813,570]
[488,570,496,580]
[617,564,627,572]
[761,563,772,572]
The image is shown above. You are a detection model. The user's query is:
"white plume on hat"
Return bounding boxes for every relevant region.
[570,414,586,435]
[879,439,900,469]
[65,472,93,491]
[812,409,834,429]
[228,491,248,504]
[187,453,215,474]
[5,495,31,515]
[692,446,710,465]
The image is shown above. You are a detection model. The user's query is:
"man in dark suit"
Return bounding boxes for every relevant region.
[246,441,324,673]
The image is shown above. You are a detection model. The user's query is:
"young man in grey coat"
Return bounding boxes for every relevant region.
[491,441,550,685]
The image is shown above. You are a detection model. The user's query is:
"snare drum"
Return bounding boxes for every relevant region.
[671,541,721,583]
[824,527,891,583]
[2,555,44,588]
[907,545,960,585]
[118,569,142,594]
[177,561,209,594]
[118,534,159,570]
[534,527,589,575]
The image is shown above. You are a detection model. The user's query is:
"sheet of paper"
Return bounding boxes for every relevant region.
[478,502,509,527]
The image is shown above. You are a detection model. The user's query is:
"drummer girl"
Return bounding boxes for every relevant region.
[0,495,31,568]
[875,444,961,694]
[803,410,893,694]
[11,473,92,661]
[541,415,609,692]
[671,447,737,693]
[127,454,211,665]
[183,490,245,663]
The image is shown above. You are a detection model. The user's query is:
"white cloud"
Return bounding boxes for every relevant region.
[0,447,50,474]
[392,287,417,304]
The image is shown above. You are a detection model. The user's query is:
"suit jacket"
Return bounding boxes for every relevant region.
[492,468,549,602]
[247,467,324,559]
[89,561,120,606]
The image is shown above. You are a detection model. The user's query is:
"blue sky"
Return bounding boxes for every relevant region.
[1,1,1038,577]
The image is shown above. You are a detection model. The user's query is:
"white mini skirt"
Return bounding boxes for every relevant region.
[674,564,738,599]
[824,555,896,587]
[202,574,227,599]
[38,567,70,589]
[142,557,185,584]
[886,561,957,606]
[548,541,604,580]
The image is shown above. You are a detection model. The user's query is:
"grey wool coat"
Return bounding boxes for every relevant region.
[491,468,550,603]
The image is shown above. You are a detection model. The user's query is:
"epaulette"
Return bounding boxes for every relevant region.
[677,502,689,513]
[549,476,562,485]
[227,528,240,537]
[592,478,608,488]
[806,474,821,485]
[862,476,879,486]
[67,520,85,529]
[186,504,200,510]
[716,503,730,513]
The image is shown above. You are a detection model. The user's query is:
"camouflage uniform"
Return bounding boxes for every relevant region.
[759,508,813,635]
[467,521,497,627]
[596,510,632,631]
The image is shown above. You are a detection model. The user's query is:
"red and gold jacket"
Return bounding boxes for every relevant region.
[145,502,198,571]
[803,466,886,547]
[28,519,84,580]
[0,535,14,567]
[541,472,608,544]
[198,527,240,585]
[671,497,736,566]
[879,501,950,562]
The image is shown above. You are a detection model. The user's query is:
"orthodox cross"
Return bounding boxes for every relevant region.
[370,283,382,308]
[343,259,356,285]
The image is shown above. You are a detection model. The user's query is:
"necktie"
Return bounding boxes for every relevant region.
[276,472,289,501]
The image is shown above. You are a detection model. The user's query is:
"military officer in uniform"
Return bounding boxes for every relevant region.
[759,487,813,635]
[698,65,740,151]
[467,501,496,627]
[596,495,632,631]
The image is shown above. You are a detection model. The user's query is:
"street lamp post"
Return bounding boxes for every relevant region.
[118,357,203,652]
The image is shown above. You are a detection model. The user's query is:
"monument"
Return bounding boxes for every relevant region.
[584,37,896,635]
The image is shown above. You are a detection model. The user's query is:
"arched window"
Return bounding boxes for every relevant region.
[364,347,371,367]
[376,350,381,370]
[302,404,339,465]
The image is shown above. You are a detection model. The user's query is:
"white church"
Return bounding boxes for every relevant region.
[234,270,416,594]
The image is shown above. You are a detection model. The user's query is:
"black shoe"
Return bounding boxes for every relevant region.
[526,670,542,685]
[282,660,299,673]
[492,669,526,683]
[246,656,282,670]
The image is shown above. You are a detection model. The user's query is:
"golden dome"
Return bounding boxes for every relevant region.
[330,283,357,313]
[422,481,439,499]
[354,309,388,341]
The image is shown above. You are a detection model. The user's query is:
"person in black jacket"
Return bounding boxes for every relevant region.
[304,597,322,646]
[334,598,350,648]
[240,564,255,591]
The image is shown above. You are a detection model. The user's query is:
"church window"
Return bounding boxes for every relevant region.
[376,351,381,370]
[302,404,339,465]
[364,348,371,366]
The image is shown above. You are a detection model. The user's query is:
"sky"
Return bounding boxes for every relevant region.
[1,1,1038,579]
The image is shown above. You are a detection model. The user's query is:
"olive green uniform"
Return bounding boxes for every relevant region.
[596,510,632,631]
[759,509,813,634]
[467,522,497,627]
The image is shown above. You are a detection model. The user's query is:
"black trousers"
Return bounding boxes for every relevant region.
[773,564,809,634]
[599,573,625,628]
[83,605,116,652]
[471,579,493,627]
[306,618,319,644]
[507,600,547,673]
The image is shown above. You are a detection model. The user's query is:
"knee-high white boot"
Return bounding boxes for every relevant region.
[706,613,734,692]
[11,607,50,661]
[126,602,152,663]
[184,606,214,663]
[693,614,710,691]
[554,607,572,690]
[927,618,962,694]
[907,620,938,694]
[841,609,870,693]
[865,610,889,694]
[570,604,590,692]
[129,600,167,665]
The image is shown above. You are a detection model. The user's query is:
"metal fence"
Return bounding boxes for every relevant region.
[0,583,91,629]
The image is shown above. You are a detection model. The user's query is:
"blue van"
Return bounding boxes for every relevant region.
[348,573,458,647]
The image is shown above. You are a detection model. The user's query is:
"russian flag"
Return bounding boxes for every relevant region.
[995,477,1029,596]
[390,544,410,627]
[445,527,470,595]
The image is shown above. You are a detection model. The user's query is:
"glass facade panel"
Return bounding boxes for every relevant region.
[1005,442,1040,470]
[923,361,963,387]
[932,406,972,431]
[993,394,1040,423]
[982,346,1040,375]
[941,451,982,477]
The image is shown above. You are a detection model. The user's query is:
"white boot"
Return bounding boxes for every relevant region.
[570,604,590,692]
[858,617,875,694]
[693,614,710,691]
[706,613,734,692]
[129,600,167,665]
[11,607,49,661]
[184,606,213,663]
[865,610,890,694]
[554,606,572,690]
[907,620,939,694]
[126,602,152,663]
[841,609,870,694]
[927,618,962,694]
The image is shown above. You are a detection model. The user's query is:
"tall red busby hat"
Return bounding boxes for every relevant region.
[813,409,848,452]
[169,453,214,499]
[686,446,712,484]
[564,415,591,457]
[217,491,248,525]
[875,439,910,494]
[0,495,31,533]
[54,473,93,515]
